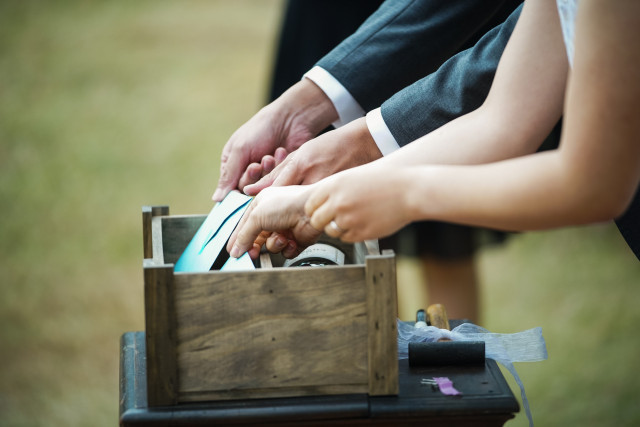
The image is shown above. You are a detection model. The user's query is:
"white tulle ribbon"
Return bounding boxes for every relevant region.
[397,320,547,427]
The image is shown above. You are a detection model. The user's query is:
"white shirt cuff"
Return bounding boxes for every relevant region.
[366,108,400,156]
[303,66,365,128]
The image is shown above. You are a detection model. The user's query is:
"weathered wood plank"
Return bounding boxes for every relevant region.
[151,217,165,265]
[354,240,380,264]
[142,205,168,260]
[259,252,273,269]
[365,252,399,396]
[142,207,152,259]
[144,264,178,406]
[172,266,369,400]
[160,215,206,264]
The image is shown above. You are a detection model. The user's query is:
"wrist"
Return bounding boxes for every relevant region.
[400,166,434,224]
[343,118,383,165]
[277,78,339,137]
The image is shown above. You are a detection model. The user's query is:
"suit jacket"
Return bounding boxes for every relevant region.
[316,0,522,124]
[382,5,521,145]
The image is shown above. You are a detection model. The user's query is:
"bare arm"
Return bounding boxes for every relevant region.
[405,0,640,230]
[306,0,640,239]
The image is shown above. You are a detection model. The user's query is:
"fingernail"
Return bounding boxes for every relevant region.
[242,184,254,195]
[229,245,240,258]
[212,189,222,201]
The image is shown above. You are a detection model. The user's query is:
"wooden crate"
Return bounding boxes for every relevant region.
[141,205,399,407]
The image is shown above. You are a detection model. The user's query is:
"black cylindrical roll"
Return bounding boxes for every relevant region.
[408,341,485,367]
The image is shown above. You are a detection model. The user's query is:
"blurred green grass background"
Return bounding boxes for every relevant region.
[0,1,638,426]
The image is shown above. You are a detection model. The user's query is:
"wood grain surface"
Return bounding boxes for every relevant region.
[173,266,370,401]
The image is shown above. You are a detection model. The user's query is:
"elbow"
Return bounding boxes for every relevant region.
[598,191,636,222]
[557,152,639,225]
[589,199,629,223]
[572,185,637,224]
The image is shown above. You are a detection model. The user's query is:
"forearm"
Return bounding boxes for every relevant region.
[379,109,545,169]
[406,151,618,231]
[403,0,640,233]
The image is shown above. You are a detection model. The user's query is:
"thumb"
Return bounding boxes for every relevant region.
[244,156,298,194]
[213,153,246,201]
[243,173,275,196]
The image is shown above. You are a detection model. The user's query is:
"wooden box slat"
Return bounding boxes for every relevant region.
[366,251,399,396]
[143,264,177,406]
[174,267,368,401]
[160,215,206,264]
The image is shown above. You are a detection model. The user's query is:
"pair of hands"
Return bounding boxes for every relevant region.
[214,78,406,259]
[226,164,416,260]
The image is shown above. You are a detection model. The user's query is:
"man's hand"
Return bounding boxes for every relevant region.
[237,147,289,191]
[212,78,338,201]
[243,117,383,195]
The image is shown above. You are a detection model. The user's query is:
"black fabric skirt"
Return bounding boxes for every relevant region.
[616,185,640,261]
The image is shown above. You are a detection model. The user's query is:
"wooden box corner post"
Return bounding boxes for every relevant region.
[142,205,178,406]
[366,250,399,396]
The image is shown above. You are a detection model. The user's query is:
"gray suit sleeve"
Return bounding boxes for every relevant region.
[316,0,522,112]
[382,5,522,146]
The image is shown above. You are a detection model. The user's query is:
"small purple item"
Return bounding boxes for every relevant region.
[433,377,461,396]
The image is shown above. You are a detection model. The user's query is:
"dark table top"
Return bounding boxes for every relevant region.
[120,330,518,426]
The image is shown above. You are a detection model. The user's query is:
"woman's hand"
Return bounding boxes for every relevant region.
[304,164,415,242]
[227,185,322,259]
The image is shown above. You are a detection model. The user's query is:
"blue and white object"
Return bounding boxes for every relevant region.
[174,192,253,272]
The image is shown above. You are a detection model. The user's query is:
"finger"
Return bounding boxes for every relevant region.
[274,147,288,163]
[244,171,277,196]
[213,148,247,201]
[241,148,289,194]
[324,219,346,239]
[282,240,302,259]
[243,230,272,260]
[253,230,272,250]
[265,232,290,253]
[304,185,330,218]
[248,242,262,260]
[238,163,264,190]
[308,197,335,232]
[229,215,264,258]
[244,157,299,195]
[338,229,359,244]
[270,157,303,188]
[261,155,276,174]
[227,199,257,254]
